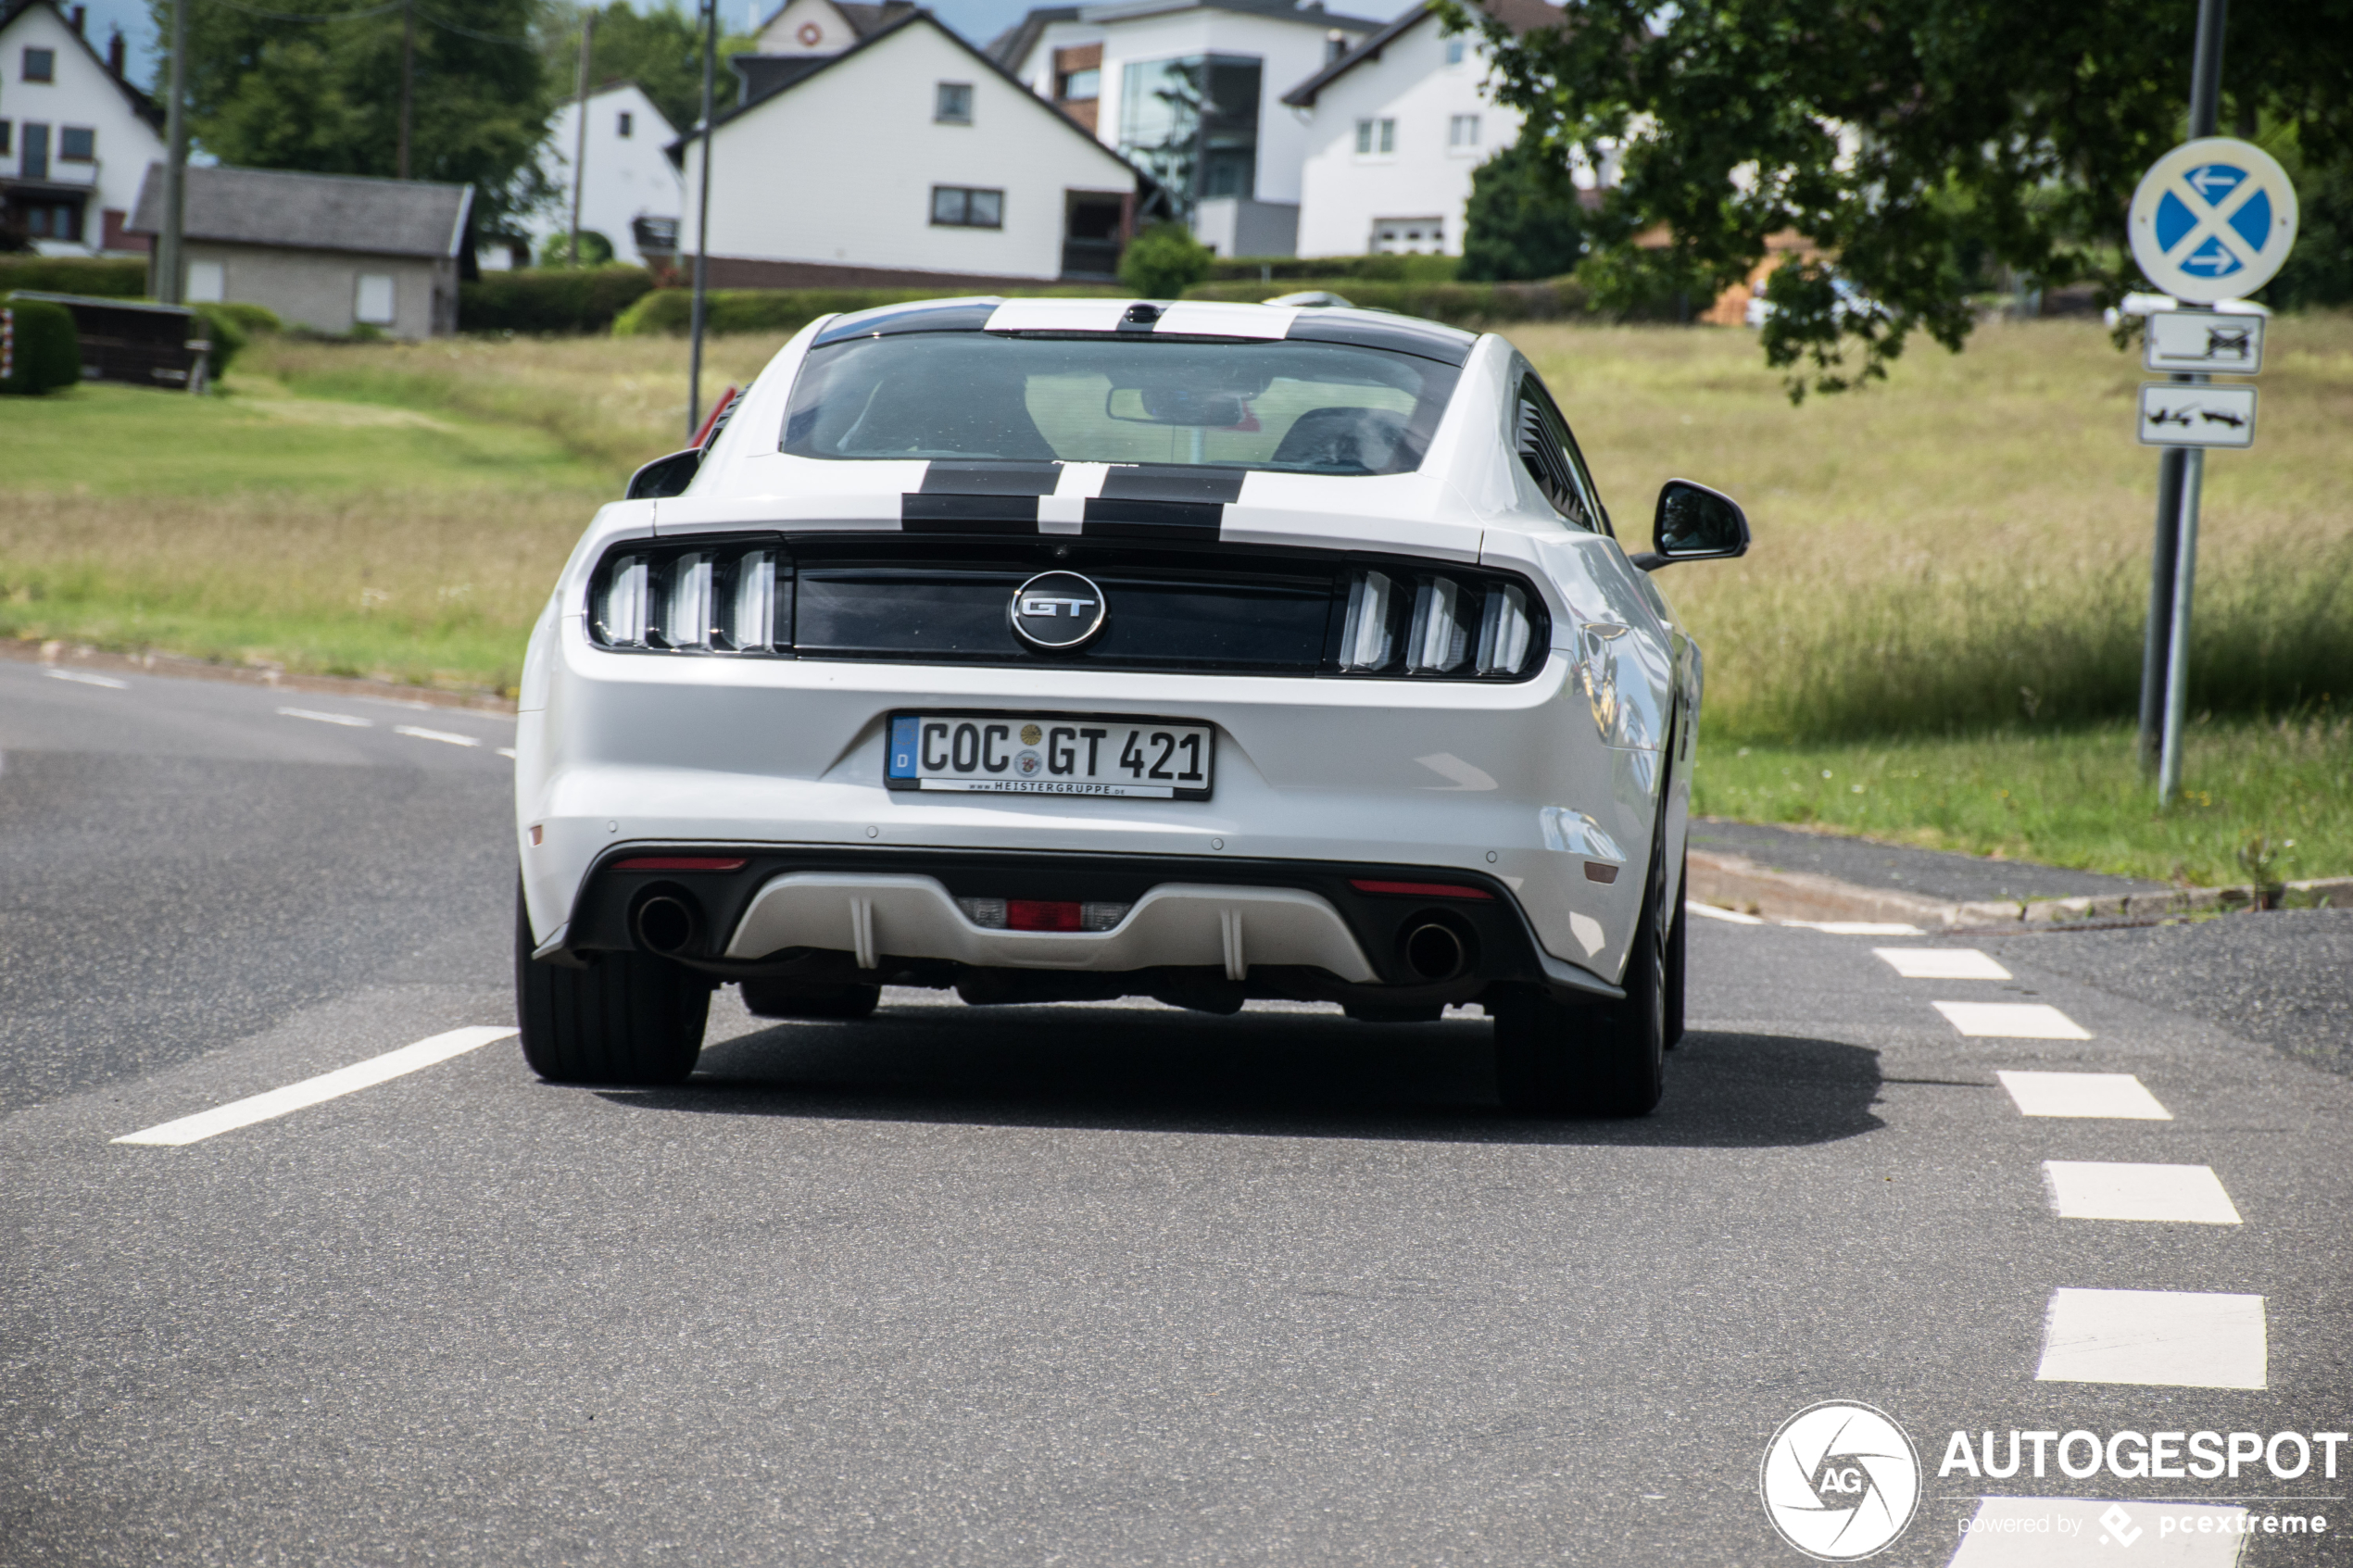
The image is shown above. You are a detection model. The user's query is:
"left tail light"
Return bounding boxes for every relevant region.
[591,539,788,654]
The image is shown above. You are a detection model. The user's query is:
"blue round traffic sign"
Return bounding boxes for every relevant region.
[2129,138,2300,302]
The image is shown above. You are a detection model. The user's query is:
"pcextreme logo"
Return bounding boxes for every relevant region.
[1760,1401,1923,1561]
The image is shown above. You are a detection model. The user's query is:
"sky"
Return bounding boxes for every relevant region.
[78,0,1418,96]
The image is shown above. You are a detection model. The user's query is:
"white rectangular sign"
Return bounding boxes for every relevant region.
[2144,310,2266,372]
[2137,383,2257,448]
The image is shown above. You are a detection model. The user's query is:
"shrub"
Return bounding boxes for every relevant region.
[189,303,249,376]
[0,256,148,298]
[535,229,616,268]
[610,282,1133,337]
[1460,140,1587,282]
[1119,221,1214,298]
[1206,254,1460,282]
[0,296,82,395]
[207,301,283,336]
[1179,277,1590,325]
[459,264,655,334]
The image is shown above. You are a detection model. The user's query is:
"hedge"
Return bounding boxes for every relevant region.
[1205,254,1461,283]
[1183,277,1590,325]
[459,265,656,334]
[0,256,149,298]
[611,282,1128,338]
[0,297,82,395]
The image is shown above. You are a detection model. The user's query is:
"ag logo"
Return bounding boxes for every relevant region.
[1009,571,1108,651]
[1759,1401,1920,1561]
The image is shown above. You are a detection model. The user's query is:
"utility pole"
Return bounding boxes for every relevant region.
[686,0,715,439]
[156,0,189,303]
[2136,0,2228,782]
[569,9,596,268]
[396,0,414,181]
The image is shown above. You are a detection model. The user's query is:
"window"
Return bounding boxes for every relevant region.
[1448,114,1479,149]
[1118,56,1261,217]
[21,47,54,82]
[23,201,81,241]
[20,121,48,180]
[1055,67,1098,101]
[616,110,633,138]
[782,333,1462,478]
[355,273,396,326]
[186,259,224,302]
[59,125,94,161]
[1355,117,1395,156]
[930,185,1001,228]
[935,82,973,123]
[1514,374,1609,533]
[1444,37,1466,66]
[0,122,11,157]
[1370,216,1443,254]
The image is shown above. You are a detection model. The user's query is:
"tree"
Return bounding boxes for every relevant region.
[537,2,759,142]
[1459,137,1586,282]
[154,0,556,235]
[1450,0,2353,395]
[1119,221,1213,298]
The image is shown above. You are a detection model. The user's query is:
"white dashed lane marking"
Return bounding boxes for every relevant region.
[497,746,518,759]
[1949,1497,2249,1566]
[1935,1000,2090,1039]
[1686,901,1764,924]
[44,669,128,689]
[393,724,481,747]
[111,1026,517,1147]
[2042,1161,2242,1224]
[276,707,373,727]
[2035,1288,2267,1390]
[1875,946,2011,980]
[1997,1071,2171,1120]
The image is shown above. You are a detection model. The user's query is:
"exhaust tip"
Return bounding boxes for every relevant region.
[1400,918,1472,983]
[634,893,701,957]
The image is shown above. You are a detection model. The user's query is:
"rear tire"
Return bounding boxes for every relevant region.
[739,979,880,1020]
[1492,840,1667,1118]
[1664,851,1688,1051]
[516,884,709,1085]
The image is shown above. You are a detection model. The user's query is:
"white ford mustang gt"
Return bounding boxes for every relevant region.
[513,296,1748,1115]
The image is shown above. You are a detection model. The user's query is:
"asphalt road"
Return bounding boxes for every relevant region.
[4,661,2348,1567]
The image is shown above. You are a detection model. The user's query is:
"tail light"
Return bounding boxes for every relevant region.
[1338,566,1541,679]
[590,540,786,654]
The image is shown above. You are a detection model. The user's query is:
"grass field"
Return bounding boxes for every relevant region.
[2,315,2347,879]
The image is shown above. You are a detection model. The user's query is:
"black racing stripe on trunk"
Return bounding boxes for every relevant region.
[919,461,1064,496]
[1080,497,1225,536]
[1097,464,1248,505]
[902,494,1041,532]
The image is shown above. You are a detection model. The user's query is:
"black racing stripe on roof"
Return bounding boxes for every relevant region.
[1080,498,1225,537]
[1285,312,1476,367]
[920,460,1064,495]
[1097,464,1247,505]
[813,298,1004,346]
[902,494,1040,532]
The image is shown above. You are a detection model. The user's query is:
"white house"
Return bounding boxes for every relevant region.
[0,0,164,255]
[988,0,1384,257]
[506,82,684,270]
[1284,0,1606,259]
[678,9,1154,288]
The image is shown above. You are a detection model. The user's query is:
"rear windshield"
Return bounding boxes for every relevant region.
[781,332,1460,477]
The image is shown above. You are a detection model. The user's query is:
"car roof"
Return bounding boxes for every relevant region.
[809,295,1478,366]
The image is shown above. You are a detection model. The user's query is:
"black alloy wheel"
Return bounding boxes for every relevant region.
[516,883,710,1085]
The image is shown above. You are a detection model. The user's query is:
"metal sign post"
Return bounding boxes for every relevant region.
[2125,0,2298,805]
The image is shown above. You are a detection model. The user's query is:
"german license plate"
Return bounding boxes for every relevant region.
[886,714,1213,799]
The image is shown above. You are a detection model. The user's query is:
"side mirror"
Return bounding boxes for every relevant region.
[626,447,702,500]
[1629,479,1751,571]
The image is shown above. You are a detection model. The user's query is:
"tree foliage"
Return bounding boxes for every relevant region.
[1119,221,1214,298]
[1459,136,1587,282]
[1449,0,2353,395]
[536,1,759,143]
[155,0,555,233]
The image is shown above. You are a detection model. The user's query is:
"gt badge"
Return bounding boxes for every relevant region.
[1010,571,1108,651]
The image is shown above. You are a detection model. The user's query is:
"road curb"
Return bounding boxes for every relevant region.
[1688,847,2353,929]
[5,636,518,715]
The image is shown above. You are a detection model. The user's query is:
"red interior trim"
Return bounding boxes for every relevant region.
[1348,878,1493,900]
[612,856,749,872]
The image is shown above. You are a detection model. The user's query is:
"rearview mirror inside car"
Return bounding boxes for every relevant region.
[1632,479,1751,571]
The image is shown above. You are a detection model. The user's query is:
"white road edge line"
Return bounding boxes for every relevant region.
[393,724,481,747]
[112,1026,517,1147]
[44,669,129,689]
[1686,901,1764,924]
[277,706,373,727]
[2034,1287,2267,1390]
[496,746,518,759]
[1875,946,2012,980]
[1934,1000,2091,1039]
[1781,920,1926,935]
